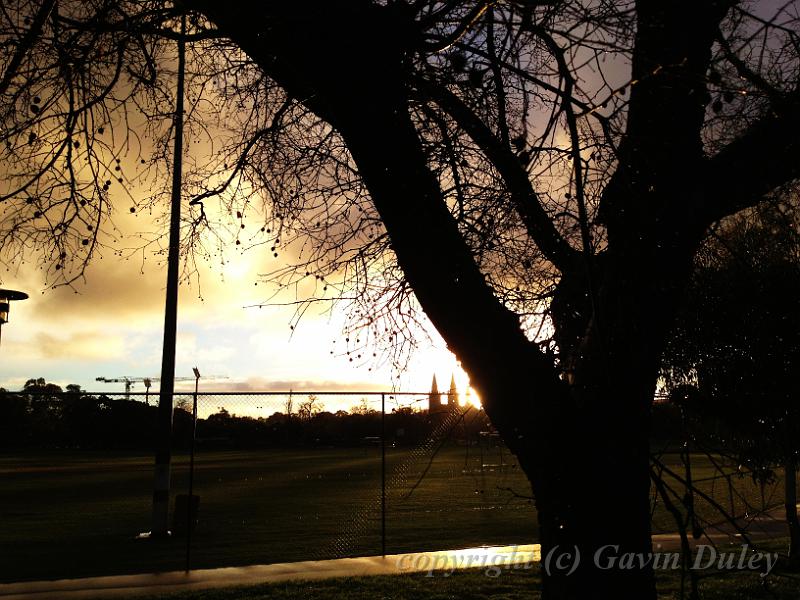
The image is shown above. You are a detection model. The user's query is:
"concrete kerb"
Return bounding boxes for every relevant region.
[0,544,541,600]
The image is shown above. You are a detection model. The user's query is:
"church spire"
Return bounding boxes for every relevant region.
[429,374,442,414]
[448,374,458,406]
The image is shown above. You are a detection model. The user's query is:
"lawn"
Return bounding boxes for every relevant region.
[0,444,537,582]
[0,445,794,584]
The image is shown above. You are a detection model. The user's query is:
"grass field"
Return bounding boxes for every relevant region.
[0,444,537,582]
[0,445,795,584]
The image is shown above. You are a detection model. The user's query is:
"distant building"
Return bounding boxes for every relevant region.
[428,373,459,414]
[428,374,443,414]
[447,374,458,407]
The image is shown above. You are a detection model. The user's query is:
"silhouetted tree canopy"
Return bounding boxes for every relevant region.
[0,384,469,449]
[662,200,800,556]
[3,2,800,597]
[664,203,800,465]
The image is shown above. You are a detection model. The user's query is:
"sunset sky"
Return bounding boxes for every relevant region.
[0,15,507,406]
[0,164,492,416]
[0,209,470,401]
[0,98,476,411]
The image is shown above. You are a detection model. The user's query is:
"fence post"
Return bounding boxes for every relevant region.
[381,392,386,557]
[728,473,735,516]
[185,368,200,572]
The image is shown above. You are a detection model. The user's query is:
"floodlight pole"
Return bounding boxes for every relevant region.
[381,393,386,557]
[151,14,186,537]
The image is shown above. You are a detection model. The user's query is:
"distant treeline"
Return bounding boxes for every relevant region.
[0,380,493,450]
[0,379,684,450]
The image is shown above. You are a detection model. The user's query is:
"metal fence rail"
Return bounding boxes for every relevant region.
[0,389,537,582]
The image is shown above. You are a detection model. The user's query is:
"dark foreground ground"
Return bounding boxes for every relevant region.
[0,447,794,585]
[0,446,536,582]
[82,564,800,600]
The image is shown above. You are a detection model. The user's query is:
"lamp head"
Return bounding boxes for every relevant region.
[0,289,28,325]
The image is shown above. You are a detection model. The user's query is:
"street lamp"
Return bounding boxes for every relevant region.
[0,288,29,350]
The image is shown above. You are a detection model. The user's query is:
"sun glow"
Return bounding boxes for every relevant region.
[410,346,482,407]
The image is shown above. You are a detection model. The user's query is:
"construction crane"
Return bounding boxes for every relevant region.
[95,376,194,403]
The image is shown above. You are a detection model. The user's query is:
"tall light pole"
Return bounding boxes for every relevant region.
[151,14,186,537]
[0,289,29,351]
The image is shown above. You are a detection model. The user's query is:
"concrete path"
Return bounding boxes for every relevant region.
[0,544,540,600]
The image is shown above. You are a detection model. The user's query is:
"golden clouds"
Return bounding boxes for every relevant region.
[32,330,126,360]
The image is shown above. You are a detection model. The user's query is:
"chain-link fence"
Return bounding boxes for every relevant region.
[0,389,537,582]
[649,449,797,539]
[0,389,796,583]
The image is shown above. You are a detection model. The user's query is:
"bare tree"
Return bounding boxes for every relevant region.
[3,1,800,597]
[297,394,322,420]
[284,391,294,418]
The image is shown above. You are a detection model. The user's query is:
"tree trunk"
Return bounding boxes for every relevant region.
[193,9,669,593]
[527,254,691,599]
[529,343,658,599]
[528,418,656,598]
[332,101,665,599]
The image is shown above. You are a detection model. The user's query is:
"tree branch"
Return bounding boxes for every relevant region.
[0,0,58,97]
[702,97,800,225]
[418,79,579,272]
